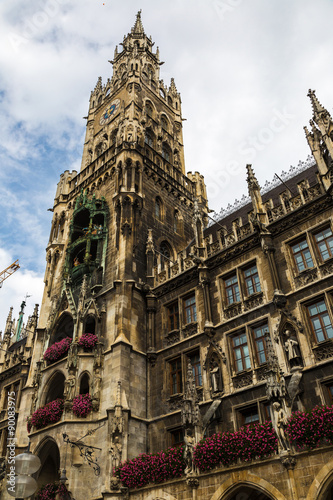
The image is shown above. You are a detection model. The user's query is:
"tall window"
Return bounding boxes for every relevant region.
[168,302,179,331]
[183,294,197,324]
[291,238,314,272]
[307,300,333,342]
[243,264,261,295]
[252,324,269,364]
[224,274,240,305]
[155,198,162,220]
[170,358,182,394]
[188,351,202,386]
[162,143,171,162]
[232,332,251,372]
[145,130,154,147]
[314,227,333,261]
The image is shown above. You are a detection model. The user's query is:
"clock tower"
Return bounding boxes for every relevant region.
[26,11,208,498]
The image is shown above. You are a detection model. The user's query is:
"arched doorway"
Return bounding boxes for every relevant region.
[44,371,65,404]
[321,482,333,500]
[35,439,60,490]
[225,486,273,499]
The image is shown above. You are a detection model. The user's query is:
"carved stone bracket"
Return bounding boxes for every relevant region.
[147,348,157,366]
[280,453,296,470]
[186,476,199,489]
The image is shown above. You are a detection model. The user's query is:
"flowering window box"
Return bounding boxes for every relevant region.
[72,393,92,417]
[30,399,64,430]
[35,482,69,500]
[78,333,98,351]
[43,337,72,364]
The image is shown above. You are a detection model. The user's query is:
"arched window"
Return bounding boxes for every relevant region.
[161,115,169,132]
[155,198,162,220]
[159,241,173,271]
[162,143,172,163]
[80,373,90,395]
[51,313,74,344]
[84,315,96,334]
[45,372,65,404]
[145,129,154,147]
[145,101,153,117]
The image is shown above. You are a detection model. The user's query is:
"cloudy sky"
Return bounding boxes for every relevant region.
[1,0,333,329]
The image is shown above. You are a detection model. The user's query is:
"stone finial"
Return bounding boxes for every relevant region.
[155,46,160,61]
[114,45,118,58]
[131,10,144,34]
[307,89,326,116]
[246,164,265,217]
[170,77,178,95]
[5,307,13,334]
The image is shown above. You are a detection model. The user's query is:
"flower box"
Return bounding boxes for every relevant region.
[72,393,92,417]
[30,399,64,430]
[43,337,72,364]
[35,482,69,500]
[78,333,98,350]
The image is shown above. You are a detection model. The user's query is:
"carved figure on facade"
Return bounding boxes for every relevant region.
[284,329,302,368]
[209,354,223,396]
[67,342,78,370]
[93,342,104,369]
[110,435,122,471]
[184,429,195,475]
[272,402,290,453]
[64,369,76,401]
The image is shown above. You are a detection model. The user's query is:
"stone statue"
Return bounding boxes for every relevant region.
[284,330,299,360]
[210,359,222,394]
[110,436,122,471]
[64,370,76,401]
[67,342,78,370]
[184,429,195,475]
[92,369,102,400]
[272,402,290,452]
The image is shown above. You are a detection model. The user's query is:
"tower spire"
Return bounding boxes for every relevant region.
[131,10,144,34]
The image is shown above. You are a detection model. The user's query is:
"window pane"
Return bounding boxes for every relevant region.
[292,239,314,271]
[308,300,333,342]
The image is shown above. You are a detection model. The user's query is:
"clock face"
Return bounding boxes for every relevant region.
[99,99,120,125]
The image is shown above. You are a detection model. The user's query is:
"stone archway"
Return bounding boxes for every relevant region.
[210,471,287,500]
[33,437,60,491]
[306,459,333,499]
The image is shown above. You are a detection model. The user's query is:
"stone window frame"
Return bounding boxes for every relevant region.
[285,222,333,278]
[219,259,263,315]
[311,224,333,264]
[167,300,179,333]
[227,317,272,378]
[166,345,203,397]
[304,295,333,344]
[182,293,197,325]
[317,375,333,406]
[233,398,271,431]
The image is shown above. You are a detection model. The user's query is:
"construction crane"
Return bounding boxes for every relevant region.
[0,260,20,288]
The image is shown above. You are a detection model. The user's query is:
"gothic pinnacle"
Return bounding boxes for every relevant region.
[307,89,326,116]
[131,10,144,35]
[5,307,13,334]
[246,164,260,190]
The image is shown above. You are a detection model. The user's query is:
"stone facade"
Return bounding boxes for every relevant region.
[1,11,333,500]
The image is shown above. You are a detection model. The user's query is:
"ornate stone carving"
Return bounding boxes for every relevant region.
[243,293,263,311]
[256,365,269,382]
[294,268,318,288]
[167,394,183,411]
[313,341,333,361]
[182,322,198,338]
[186,476,199,488]
[233,371,253,389]
[224,303,242,319]
[164,329,180,346]
[320,259,333,277]
[64,369,76,401]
